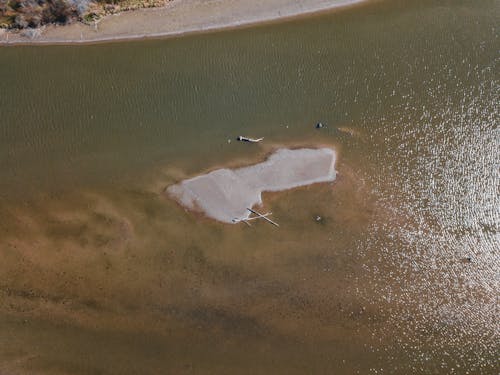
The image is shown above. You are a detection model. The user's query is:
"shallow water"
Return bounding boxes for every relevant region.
[0,0,499,373]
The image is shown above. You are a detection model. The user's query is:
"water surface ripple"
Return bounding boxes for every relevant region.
[0,0,498,373]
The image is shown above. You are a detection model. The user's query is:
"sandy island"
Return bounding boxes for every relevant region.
[167,148,337,223]
[0,0,369,45]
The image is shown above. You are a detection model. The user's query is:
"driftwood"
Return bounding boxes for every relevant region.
[232,212,272,226]
[240,219,252,227]
[246,208,279,227]
[237,136,263,143]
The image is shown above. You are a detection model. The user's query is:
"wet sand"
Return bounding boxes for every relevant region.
[1,0,499,373]
[0,0,368,45]
[168,148,336,223]
[0,158,385,374]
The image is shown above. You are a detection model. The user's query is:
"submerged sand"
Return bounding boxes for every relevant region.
[0,0,368,45]
[167,148,336,223]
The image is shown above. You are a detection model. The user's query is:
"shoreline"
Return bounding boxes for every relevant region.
[0,0,371,46]
[167,147,337,223]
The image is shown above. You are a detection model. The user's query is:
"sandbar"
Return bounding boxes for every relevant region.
[167,148,336,223]
[0,0,369,45]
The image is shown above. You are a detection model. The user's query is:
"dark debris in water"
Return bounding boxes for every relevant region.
[313,215,326,225]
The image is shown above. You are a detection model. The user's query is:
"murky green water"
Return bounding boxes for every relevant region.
[0,0,498,373]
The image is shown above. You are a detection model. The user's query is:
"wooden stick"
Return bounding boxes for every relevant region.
[232,218,252,226]
[233,213,271,223]
[241,219,252,227]
[246,208,279,227]
[245,212,272,221]
[237,136,264,143]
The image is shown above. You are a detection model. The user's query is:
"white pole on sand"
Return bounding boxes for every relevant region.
[246,208,279,227]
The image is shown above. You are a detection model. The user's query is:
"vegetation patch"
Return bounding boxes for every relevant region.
[0,0,170,29]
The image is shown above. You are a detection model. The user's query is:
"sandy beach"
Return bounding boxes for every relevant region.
[1,0,499,372]
[168,148,337,223]
[0,0,369,45]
